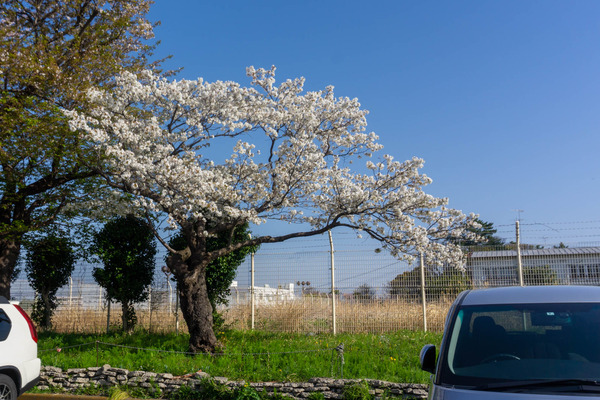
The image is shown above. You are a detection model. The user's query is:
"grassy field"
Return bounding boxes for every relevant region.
[38,329,443,384]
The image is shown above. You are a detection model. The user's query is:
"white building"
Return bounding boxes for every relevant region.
[468,247,600,287]
[228,281,295,305]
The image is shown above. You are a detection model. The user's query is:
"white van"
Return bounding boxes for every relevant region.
[421,286,600,399]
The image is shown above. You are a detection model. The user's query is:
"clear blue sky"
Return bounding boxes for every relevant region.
[147,1,600,247]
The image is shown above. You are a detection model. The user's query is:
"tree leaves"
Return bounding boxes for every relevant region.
[91,215,157,331]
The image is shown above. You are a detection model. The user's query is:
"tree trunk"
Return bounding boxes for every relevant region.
[177,266,218,353]
[0,238,21,299]
[41,290,53,329]
[121,301,136,332]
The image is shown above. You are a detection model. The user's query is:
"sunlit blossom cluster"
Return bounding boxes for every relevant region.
[67,66,477,266]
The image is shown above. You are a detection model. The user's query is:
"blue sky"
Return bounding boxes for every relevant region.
[147,1,600,247]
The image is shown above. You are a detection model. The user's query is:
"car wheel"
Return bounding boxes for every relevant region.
[0,374,17,400]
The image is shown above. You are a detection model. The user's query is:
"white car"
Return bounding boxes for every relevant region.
[0,296,40,400]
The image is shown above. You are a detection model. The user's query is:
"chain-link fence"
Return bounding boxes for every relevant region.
[9,238,600,334]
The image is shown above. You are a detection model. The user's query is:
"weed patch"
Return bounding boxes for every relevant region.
[343,381,373,400]
[37,330,441,384]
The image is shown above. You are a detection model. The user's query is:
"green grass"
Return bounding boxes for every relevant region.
[38,329,442,384]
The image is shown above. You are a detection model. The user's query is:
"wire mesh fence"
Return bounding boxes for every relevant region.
[9,237,600,335]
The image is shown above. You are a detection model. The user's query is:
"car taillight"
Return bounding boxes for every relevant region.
[13,304,38,343]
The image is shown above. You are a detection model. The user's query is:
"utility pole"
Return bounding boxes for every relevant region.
[516,220,524,286]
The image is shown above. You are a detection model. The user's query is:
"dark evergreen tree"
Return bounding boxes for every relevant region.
[455,218,505,247]
[24,232,75,328]
[91,215,156,331]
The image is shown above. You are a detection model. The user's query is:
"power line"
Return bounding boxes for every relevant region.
[498,227,600,234]
[498,220,600,227]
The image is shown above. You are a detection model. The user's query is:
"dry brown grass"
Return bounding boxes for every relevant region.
[46,299,452,334]
[49,306,188,334]
[224,299,451,334]
[224,299,333,333]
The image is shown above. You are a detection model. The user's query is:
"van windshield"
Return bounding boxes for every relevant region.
[440,303,600,387]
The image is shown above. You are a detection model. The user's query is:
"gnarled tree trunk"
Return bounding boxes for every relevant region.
[0,237,21,299]
[168,251,218,353]
[177,268,218,353]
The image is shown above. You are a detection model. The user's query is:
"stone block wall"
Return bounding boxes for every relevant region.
[38,365,429,399]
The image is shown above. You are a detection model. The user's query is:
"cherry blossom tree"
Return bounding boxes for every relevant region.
[68,66,476,353]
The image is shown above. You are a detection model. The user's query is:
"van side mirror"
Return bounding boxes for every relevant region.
[420,344,436,373]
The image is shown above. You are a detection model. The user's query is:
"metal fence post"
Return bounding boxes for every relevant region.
[167,276,172,314]
[148,285,153,333]
[420,252,427,332]
[251,250,255,330]
[329,231,337,335]
[175,282,179,335]
[106,300,110,334]
[69,276,73,309]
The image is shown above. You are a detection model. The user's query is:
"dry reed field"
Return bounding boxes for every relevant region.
[224,299,451,333]
[49,306,187,334]
[47,299,452,334]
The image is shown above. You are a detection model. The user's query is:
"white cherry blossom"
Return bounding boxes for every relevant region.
[67,66,477,267]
